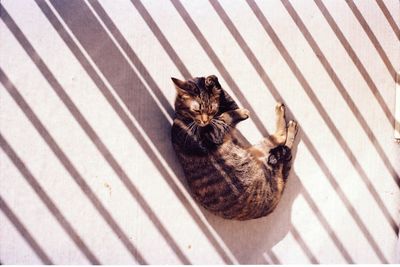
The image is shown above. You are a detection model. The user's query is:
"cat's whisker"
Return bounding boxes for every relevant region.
[188,122,197,136]
[184,122,196,146]
[172,76,297,220]
[180,121,194,148]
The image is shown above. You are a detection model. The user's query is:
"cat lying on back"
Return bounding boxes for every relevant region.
[171,75,298,220]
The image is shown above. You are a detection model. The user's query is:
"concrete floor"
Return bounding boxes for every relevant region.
[1,0,399,264]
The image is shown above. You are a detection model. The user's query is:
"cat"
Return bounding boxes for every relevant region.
[171,75,298,220]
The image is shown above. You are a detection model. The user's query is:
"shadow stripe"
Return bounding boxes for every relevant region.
[146,8,311,261]
[290,228,319,264]
[1,73,104,265]
[87,0,175,119]
[36,0,232,263]
[280,0,398,231]
[0,130,100,264]
[164,0,392,262]
[129,0,191,79]
[0,68,145,264]
[209,0,354,263]
[314,0,395,126]
[0,195,53,264]
[4,2,190,263]
[226,0,390,263]
[376,0,400,41]
[300,189,351,262]
[345,0,397,81]
[249,0,392,262]
[314,0,400,188]
[267,250,281,264]
[165,0,270,137]
[0,11,147,260]
[300,133,389,263]
[33,1,191,263]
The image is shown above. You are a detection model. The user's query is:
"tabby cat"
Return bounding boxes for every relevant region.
[171,75,298,220]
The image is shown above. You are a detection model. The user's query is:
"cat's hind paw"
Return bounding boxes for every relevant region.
[275,102,285,114]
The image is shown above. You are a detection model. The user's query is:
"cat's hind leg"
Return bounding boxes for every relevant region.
[248,103,298,164]
[270,102,287,145]
[246,103,287,161]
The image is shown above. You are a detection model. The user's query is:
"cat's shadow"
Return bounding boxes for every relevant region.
[200,129,303,264]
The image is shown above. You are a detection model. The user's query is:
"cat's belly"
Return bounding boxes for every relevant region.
[177,143,275,220]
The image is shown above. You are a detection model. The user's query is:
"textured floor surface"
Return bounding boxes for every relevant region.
[1,0,399,264]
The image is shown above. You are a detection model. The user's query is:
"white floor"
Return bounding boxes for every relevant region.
[1,0,399,264]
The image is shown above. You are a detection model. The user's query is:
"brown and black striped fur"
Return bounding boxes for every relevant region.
[171,75,298,220]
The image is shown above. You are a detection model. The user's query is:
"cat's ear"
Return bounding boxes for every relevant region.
[171,77,191,96]
[205,75,221,90]
[205,75,222,99]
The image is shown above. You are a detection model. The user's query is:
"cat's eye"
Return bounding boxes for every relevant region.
[189,101,200,112]
[190,101,201,113]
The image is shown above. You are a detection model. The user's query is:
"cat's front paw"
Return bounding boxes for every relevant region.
[238,108,250,120]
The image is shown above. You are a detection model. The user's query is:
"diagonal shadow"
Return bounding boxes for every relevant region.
[282,0,400,221]
[0,76,100,264]
[280,0,399,229]
[299,187,350,262]
[376,0,400,41]
[0,68,146,264]
[206,1,353,263]
[86,0,175,119]
[132,0,323,262]
[139,0,271,138]
[0,194,53,264]
[1,4,191,263]
[46,0,304,263]
[77,1,320,263]
[195,0,392,262]
[13,0,394,264]
[266,250,281,264]
[127,0,191,79]
[136,0,369,263]
[310,0,400,221]
[314,0,395,127]
[170,0,359,262]
[246,0,395,262]
[35,0,233,263]
[345,0,397,81]
[290,227,318,264]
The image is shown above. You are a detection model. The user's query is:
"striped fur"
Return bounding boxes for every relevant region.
[171,75,296,220]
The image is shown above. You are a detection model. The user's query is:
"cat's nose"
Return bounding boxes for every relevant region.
[199,114,210,126]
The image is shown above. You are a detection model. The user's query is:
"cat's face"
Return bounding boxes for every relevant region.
[172,75,221,127]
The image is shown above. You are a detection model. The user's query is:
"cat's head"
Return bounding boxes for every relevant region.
[172,75,222,127]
